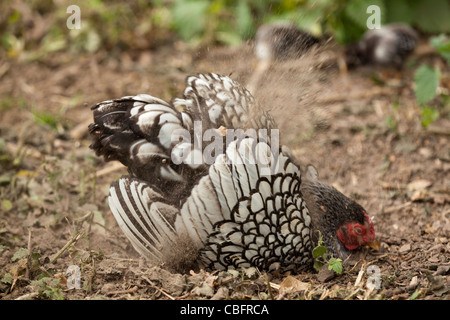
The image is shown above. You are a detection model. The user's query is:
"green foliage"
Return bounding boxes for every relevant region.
[1,199,13,212]
[32,110,59,131]
[312,232,343,274]
[430,34,450,64]
[1,273,13,285]
[413,34,449,128]
[345,0,386,29]
[411,0,450,34]
[409,288,421,300]
[172,0,210,42]
[385,0,414,25]
[168,0,450,46]
[312,232,327,271]
[170,0,258,46]
[386,103,400,132]
[312,244,327,260]
[11,247,29,262]
[1,94,28,112]
[1,0,449,58]
[414,65,440,106]
[328,257,343,274]
[420,106,440,128]
[31,277,65,300]
[0,1,172,60]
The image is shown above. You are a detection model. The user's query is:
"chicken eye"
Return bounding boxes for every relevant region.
[354,227,362,234]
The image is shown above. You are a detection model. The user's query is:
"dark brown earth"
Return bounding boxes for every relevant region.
[0,34,449,300]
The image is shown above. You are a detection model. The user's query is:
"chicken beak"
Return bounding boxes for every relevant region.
[366,240,380,251]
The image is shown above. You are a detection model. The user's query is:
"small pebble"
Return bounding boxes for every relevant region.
[398,243,411,254]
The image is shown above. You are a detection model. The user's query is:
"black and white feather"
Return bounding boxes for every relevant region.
[108,138,313,272]
[89,72,375,273]
[174,73,275,130]
[89,73,275,202]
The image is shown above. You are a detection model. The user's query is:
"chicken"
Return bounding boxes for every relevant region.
[89,73,377,273]
[345,23,418,68]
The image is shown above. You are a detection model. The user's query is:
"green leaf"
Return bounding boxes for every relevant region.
[409,289,420,300]
[414,65,440,105]
[172,0,210,41]
[331,13,365,44]
[411,0,450,33]
[1,273,13,285]
[313,260,324,272]
[1,199,12,212]
[294,5,325,35]
[421,106,440,127]
[328,258,343,274]
[316,230,324,246]
[312,245,327,259]
[31,277,65,300]
[11,248,29,262]
[385,0,414,24]
[8,10,20,24]
[430,34,450,64]
[235,0,253,39]
[386,115,397,131]
[30,250,42,269]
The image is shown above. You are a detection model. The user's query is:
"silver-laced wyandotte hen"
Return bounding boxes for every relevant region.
[345,23,418,69]
[89,73,378,273]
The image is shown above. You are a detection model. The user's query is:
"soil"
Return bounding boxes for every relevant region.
[0,35,449,301]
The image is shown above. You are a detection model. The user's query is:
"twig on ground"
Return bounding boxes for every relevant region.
[70,118,92,140]
[39,266,53,278]
[105,286,138,297]
[382,201,413,214]
[25,229,32,280]
[265,274,275,300]
[88,162,125,180]
[50,231,84,264]
[142,276,175,300]
[14,292,39,300]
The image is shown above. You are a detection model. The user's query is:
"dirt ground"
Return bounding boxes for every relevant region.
[0,34,449,301]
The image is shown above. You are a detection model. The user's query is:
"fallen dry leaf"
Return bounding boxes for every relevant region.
[430,192,450,205]
[407,179,432,191]
[411,190,427,201]
[279,276,309,294]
